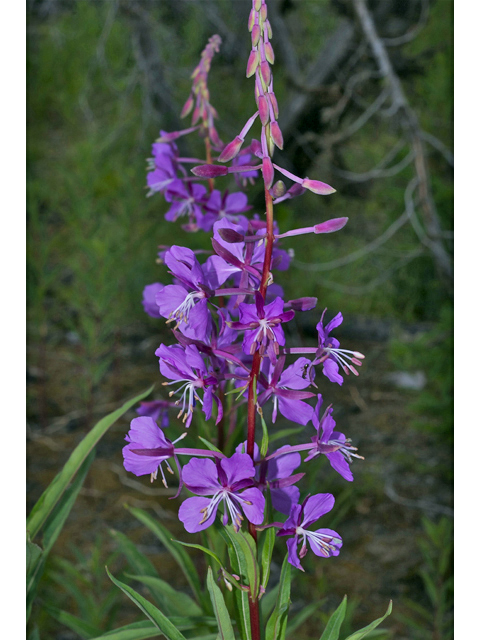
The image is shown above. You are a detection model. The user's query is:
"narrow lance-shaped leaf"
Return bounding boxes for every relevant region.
[343,601,393,640]
[125,574,203,617]
[125,505,205,609]
[265,553,292,640]
[318,595,347,640]
[27,385,154,540]
[206,566,235,640]
[27,449,96,621]
[220,526,252,640]
[260,527,276,593]
[106,567,188,640]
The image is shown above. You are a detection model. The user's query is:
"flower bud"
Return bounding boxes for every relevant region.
[248,8,256,31]
[260,60,271,86]
[270,121,283,150]
[271,180,286,198]
[180,93,194,119]
[258,95,269,126]
[218,228,245,243]
[302,178,336,195]
[218,136,244,163]
[260,3,267,21]
[314,217,348,233]
[246,50,259,78]
[191,164,228,178]
[264,41,275,65]
[264,19,273,39]
[250,138,262,158]
[268,92,279,119]
[262,156,274,189]
[254,0,262,10]
[251,24,261,47]
[287,297,318,311]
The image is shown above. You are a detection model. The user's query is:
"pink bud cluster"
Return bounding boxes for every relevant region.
[180,34,223,149]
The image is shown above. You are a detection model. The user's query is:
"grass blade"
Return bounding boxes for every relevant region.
[318,596,347,640]
[343,601,392,640]
[27,386,153,540]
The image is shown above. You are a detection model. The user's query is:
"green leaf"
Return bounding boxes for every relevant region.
[198,436,222,453]
[343,601,392,640]
[220,528,251,640]
[45,604,102,639]
[259,527,276,593]
[27,385,153,540]
[318,596,347,640]
[221,525,259,599]
[269,426,305,444]
[27,449,95,622]
[126,574,203,617]
[286,601,322,636]
[106,566,187,640]
[265,553,291,640]
[173,539,224,569]
[260,583,279,620]
[90,621,161,640]
[206,566,235,640]
[26,539,43,584]
[110,529,159,579]
[125,505,204,608]
[258,408,269,458]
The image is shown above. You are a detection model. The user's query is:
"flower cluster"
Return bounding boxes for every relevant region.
[123,2,365,573]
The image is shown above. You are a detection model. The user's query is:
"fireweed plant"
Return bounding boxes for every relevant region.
[121,6,392,639]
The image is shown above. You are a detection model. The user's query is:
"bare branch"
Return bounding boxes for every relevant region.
[382,0,430,47]
[332,148,414,182]
[421,130,454,167]
[351,0,452,285]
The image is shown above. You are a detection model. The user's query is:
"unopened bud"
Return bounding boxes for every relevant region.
[268,92,279,119]
[271,180,286,198]
[191,164,228,178]
[258,95,269,126]
[264,19,273,39]
[248,8,256,31]
[250,138,262,158]
[218,228,245,243]
[246,49,259,78]
[264,41,275,64]
[251,24,261,46]
[218,136,244,162]
[287,297,318,311]
[260,60,271,86]
[180,93,194,119]
[270,121,283,150]
[254,0,262,11]
[262,156,274,189]
[302,178,336,195]
[260,3,267,21]
[314,217,348,233]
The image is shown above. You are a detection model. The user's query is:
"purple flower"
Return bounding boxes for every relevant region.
[146,142,178,196]
[304,396,363,482]
[142,283,164,318]
[229,292,294,362]
[155,343,222,428]
[236,441,303,515]
[178,454,265,533]
[257,356,315,426]
[200,189,251,231]
[164,179,207,225]
[155,246,218,342]
[277,493,342,571]
[136,400,171,429]
[122,416,184,486]
[313,309,364,385]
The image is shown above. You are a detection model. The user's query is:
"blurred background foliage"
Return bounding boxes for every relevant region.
[27,1,453,639]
